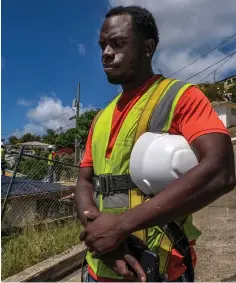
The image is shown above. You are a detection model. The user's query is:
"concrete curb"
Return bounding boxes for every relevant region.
[3,243,86,282]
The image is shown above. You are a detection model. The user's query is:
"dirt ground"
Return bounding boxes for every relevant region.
[194,190,236,281]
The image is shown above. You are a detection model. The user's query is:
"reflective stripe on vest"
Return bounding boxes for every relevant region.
[87,77,201,280]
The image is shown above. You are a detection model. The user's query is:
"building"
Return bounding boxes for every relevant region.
[1,176,75,230]
[18,141,54,152]
[212,101,236,128]
[218,74,236,91]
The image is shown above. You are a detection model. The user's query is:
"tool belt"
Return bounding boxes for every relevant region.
[89,174,194,282]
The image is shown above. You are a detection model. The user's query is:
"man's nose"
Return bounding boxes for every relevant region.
[102,45,115,61]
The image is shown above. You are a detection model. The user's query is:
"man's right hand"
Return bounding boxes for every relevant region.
[100,242,146,282]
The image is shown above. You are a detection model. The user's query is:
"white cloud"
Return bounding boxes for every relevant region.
[17,99,33,107]
[108,0,236,83]
[9,95,96,138]
[68,36,86,56]
[77,44,86,55]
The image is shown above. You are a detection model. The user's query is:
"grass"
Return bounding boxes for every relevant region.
[1,219,82,280]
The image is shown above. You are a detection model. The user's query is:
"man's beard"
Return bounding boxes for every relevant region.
[106,65,138,86]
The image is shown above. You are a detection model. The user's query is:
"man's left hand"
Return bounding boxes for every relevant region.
[80,211,128,257]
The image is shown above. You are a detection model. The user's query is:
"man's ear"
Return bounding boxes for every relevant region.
[144,39,156,58]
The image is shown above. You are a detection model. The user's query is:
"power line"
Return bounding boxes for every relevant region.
[3,98,109,137]
[2,111,71,137]
[55,122,76,133]
[167,32,236,77]
[198,53,235,83]
[185,50,236,81]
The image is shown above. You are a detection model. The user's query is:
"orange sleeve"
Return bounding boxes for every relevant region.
[79,123,94,168]
[169,86,229,143]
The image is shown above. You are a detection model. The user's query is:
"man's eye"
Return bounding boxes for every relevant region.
[113,41,123,48]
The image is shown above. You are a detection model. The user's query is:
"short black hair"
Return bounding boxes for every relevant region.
[106,6,159,47]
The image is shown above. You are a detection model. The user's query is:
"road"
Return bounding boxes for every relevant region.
[194,144,236,281]
[61,145,236,282]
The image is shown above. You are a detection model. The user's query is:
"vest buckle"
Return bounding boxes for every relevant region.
[98,174,114,195]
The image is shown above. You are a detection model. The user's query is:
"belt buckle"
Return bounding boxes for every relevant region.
[98,174,114,195]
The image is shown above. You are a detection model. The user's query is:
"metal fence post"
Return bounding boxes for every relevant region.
[1,146,24,220]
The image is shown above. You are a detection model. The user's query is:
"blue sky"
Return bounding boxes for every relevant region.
[1,0,236,140]
[1,0,118,138]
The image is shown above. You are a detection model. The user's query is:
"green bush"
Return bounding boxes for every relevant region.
[18,158,48,180]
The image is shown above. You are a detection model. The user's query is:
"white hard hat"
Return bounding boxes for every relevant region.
[1,142,5,147]
[130,132,198,196]
[48,145,53,149]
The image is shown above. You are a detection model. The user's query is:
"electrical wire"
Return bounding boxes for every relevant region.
[198,53,235,83]
[185,50,236,81]
[167,32,236,77]
[2,111,71,136]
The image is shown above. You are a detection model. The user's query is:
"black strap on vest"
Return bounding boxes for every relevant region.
[162,222,194,282]
[93,174,136,195]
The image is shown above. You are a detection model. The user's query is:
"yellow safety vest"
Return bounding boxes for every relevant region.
[48,151,55,165]
[86,77,201,280]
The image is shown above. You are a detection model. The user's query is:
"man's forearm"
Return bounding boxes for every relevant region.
[74,179,99,227]
[121,161,235,234]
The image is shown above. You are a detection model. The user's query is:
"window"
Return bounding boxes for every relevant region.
[231,108,236,116]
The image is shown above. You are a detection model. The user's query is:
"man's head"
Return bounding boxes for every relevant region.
[48,145,53,152]
[99,6,159,85]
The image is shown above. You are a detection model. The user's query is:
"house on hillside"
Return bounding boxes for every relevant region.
[1,176,75,230]
[218,74,236,91]
[18,141,54,152]
[212,101,236,128]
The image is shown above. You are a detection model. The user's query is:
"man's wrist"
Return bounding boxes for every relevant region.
[78,205,100,227]
[118,212,134,236]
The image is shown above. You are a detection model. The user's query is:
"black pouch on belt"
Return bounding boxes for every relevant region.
[126,235,163,282]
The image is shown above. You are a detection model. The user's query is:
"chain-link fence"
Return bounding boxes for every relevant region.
[1,147,82,280]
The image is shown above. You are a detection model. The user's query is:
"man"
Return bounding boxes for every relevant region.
[75,6,235,282]
[1,142,6,176]
[47,145,56,183]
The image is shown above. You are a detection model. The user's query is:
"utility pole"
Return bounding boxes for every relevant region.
[74,83,80,165]
[70,83,80,165]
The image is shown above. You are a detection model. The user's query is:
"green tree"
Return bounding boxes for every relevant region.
[197,83,223,102]
[18,158,47,180]
[20,133,41,143]
[55,109,100,149]
[8,136,19,145]
[55,128,77,149]
[42,129,58,145]
[76,109,100,148]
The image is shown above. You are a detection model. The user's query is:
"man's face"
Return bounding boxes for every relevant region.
[99,14,143,85]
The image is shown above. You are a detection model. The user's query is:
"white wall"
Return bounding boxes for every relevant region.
[213,104,228,127]
[213,103,236,128]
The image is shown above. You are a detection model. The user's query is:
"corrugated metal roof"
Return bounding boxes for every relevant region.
[18,141,52,147]
[1,176,71,198]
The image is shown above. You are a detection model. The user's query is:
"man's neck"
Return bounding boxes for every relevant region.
[121,71,155,92]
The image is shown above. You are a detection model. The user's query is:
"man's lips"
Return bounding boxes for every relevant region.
[103,64,119,71]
